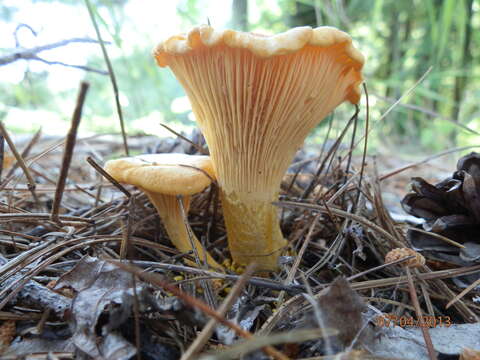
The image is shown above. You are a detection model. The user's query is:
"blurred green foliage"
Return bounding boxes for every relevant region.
[1,0,479,153]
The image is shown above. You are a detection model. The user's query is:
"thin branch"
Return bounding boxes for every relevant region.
[406,267,437,360]
[14,23,37,47]
[373,93,480,136]
[2,128,42,182]
[160,123,209,155]
[350,66,433,154]
[131,274,142,360]
[51,82,90,223]
[131,261,306,294]
[85,0,129,156]
[0,213,93,223]
[379,144,480,181]
[274,200,405,247]
[446,276,480,309]
[200,329,330,360]
[346,255,415,282]
[32,56,108,75]
[301,109,357,199]
[0,121,40,207]
[277,214,321,308]
[407,227,464,248]
[86,156,131,198]
[356,84,370,206]
[0,38,106,66]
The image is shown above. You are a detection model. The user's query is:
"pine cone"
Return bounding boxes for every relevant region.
[401,152,480,267]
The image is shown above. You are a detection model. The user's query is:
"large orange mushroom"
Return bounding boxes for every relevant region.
[154,26,364,271]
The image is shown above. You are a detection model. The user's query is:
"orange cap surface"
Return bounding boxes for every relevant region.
[104,153,215,196]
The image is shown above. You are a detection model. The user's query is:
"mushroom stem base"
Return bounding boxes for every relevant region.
[146,191,221,269]
[221,191,287,271]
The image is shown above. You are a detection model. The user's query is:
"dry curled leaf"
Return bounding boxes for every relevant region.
[56,256,141,360]
[55,256,180,360]
[308,277,370,351]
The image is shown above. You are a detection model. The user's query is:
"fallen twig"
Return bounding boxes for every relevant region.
[51,81,89,223]
[0,121,40,207]
[406,267,437,360]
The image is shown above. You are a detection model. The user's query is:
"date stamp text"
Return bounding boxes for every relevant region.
[375,315,452,328]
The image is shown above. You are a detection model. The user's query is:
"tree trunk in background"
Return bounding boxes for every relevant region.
[427,0,443,127]
[0,134,4,182]
[231,0,248,31]
[452,0,474,122]
[289,1,317,27]
[384,11,400,99]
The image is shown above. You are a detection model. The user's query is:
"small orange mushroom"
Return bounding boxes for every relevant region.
[104,153,220,269]
[154,26,364,270]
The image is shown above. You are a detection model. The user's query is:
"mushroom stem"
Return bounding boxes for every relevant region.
[144,190,221,269]
[221,190,286,270]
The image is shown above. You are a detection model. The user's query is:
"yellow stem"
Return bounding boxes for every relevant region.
[145,191,221,269]
[221,190,287,271]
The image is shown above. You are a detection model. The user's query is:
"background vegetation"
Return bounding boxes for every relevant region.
[1,0,479,154]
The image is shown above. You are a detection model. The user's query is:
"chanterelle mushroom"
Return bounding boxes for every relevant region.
[104,153,220,269]
[154,26,364,270]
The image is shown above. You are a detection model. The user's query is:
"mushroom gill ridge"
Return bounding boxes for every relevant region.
[172,46,358,190]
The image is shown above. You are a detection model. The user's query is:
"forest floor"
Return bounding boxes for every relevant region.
[0,128,479,360]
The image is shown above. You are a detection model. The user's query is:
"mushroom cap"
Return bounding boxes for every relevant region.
[104,153,215,196]
[153,25,365,196]
[154,25,364,103]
